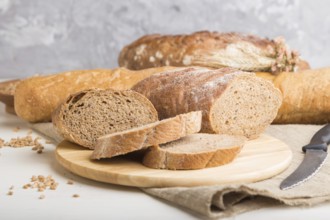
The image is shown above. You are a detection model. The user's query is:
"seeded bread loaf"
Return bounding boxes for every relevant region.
[119,31,306,74]
[52,89,158,149]
[91,111,202,159]
[143,134,246,170]
[132,67,282,139]
[14,67,175,123]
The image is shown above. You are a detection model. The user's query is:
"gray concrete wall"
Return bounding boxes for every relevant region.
[0,0,329,78]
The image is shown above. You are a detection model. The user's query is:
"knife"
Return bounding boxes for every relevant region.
[280,124,330,190]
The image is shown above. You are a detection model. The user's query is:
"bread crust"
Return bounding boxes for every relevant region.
[14,67,175,122]
[91,111,202,159]
[142,134,246,170]
[119,31,300,73]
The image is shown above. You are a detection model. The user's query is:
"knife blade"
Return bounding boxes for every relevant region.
[280,124,330,190]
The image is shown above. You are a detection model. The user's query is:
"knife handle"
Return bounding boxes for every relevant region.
[302,143,328,153]
[302,124,330,153]
[310,123,330,145]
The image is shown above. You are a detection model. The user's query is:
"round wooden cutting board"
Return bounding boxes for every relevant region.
[55,134,292,187]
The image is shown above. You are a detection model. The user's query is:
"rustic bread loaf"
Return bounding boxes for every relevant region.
[256,67,330,124]
[91,111,202,159]
[142,134,246,170]
[119,31,304,74]
[52,89,158,149]
[14,67,175,122]
[132,67,282,139]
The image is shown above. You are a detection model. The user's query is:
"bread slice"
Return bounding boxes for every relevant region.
[132,67,282,139]
[142,134,246,170]
[91,111,202,159]
[52,89,158,149]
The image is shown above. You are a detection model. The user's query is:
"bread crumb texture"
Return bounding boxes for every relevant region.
[53,89,158,149]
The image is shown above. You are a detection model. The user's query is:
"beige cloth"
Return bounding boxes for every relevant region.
[32,124,330,219]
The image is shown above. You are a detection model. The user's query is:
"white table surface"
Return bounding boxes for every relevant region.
[1,102,330,220]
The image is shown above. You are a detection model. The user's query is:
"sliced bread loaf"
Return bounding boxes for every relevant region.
[52,89,158,149]
[142,134,246,170]
[91,111,202,159]
[132,67,282,139]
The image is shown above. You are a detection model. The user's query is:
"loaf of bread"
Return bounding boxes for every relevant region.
[52,89,158,149]
[119,31,305,74]
[14,67,175,122]
[132,67,282,139]
[91,111,202,159]
[256,67,330,124]
[143,134,246,170]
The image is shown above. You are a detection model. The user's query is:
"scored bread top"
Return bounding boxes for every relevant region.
[52,89,158,149]
[119,31,300,73]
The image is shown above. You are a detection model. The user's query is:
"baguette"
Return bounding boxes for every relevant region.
[132,67,282,139]
[119,31,304,74]
[256,67,330,124]
[92,111,202,159]
[14,67,175,122]
[52,89,158,149]
[142,134,246,170]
